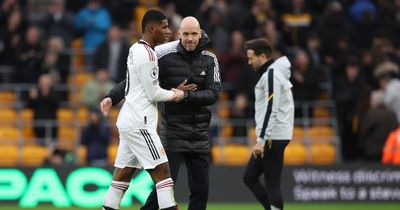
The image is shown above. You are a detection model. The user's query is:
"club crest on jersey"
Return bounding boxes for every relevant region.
[150,68,158,79]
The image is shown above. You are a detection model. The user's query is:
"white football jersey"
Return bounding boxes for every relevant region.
[116,40,174,132]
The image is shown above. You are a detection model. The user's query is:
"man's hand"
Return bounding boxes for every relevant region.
[177,79,197,91]
[252,142,265,158]
[170,88,184,102]
[29,87,38,99]
[100,97,112,116]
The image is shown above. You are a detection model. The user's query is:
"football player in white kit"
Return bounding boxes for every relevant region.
[100,10,183,210]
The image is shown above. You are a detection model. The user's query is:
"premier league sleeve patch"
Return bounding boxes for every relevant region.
[150,67,158,79]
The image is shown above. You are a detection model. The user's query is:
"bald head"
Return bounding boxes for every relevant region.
[180,16,200,31]
[179,16,201,51]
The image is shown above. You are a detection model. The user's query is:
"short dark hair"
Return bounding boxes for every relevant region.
[244,38,272,57]
[141,9,167,33]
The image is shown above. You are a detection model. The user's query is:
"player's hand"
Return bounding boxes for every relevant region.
[170,88,184,102]
[252,142,265,159]
[177,79,197,91]
[100,97,112,117]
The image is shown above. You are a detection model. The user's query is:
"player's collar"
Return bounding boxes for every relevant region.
[139,39,154,50]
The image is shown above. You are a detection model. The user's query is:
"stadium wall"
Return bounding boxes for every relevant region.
[0,165,399,208]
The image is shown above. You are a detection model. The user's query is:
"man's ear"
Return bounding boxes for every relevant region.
[178,29,182,39]
[260,53,268,60]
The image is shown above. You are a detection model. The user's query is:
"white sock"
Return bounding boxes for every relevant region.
[103,181,130,209]
[156,178,176,209]
[271,205,281,210]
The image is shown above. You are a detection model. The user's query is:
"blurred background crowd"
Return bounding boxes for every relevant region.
[0,0,400,167]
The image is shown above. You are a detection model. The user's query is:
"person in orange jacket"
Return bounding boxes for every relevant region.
[382,127,400,164]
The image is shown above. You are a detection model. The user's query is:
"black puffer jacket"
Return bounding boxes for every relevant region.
[107,34,221,153]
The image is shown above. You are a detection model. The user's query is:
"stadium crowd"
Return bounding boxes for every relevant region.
[1,0,400,165]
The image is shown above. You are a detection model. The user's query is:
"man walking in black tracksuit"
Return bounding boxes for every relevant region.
[243,38,294,210]
[100,16,221,210]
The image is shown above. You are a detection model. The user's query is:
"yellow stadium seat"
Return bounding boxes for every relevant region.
[69,72,93,86]
[0,108,17,126]
[211,145,223,164]
[58,126,78,141]
[308,126,334,143]
[220,123,233,139]
[223,144,250,166]
[313,107,330,118]
[0,91,16,107]
[68,88,83,105]
[78,146,87,165]
[218,104,230,119]
[0,144,19,166]
[310,143,336,165]
[108,144,118,165]
[0,127,19,142]
[20,108,34,122]
[284,143,307,165]
[57,108,74,123]
[71,38,85,68]
[22,145,48,167]
[292,126,304,143]
[309,126,334,136]
[77,107,89,124]
[22,126,35,140]
[110,108,120,124]
[218,90,230,101]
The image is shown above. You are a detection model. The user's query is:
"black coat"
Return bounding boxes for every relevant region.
[94,39,130,83]
[108,35,221,153]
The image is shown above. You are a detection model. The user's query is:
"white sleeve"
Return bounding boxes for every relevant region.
[137,61,174,103]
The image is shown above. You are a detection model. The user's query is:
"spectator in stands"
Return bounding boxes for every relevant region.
[159,0,182,42]
[43,143,76,166]
[359,90,398,162]
[219,30,247,95]
[94,24,130,83]
[0,8,26,65]
[40,0,74,47]
[196,0,230,53]
[16,25,44,83]
[41,36,70,84]
[348,0,377,25]
[306,32,321,68]
[317,1,351,66]
[80,108,111,167]
[229,93,253,143]
[81,68,114,110]
[280,0,313,47]
[335,58,371,161]
[27,74,59,145]
[262,20,285,56]
[0,0,21,28]
[74,0,111,70]
[290,49,320,118]
[375,61,400,123]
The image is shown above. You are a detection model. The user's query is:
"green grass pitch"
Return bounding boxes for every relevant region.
[1,203,400,210]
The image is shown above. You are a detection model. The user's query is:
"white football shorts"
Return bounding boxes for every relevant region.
[114,129,168,169]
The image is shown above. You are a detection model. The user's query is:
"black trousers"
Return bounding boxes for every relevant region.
[243,140,289,210]
[141,151,210,210]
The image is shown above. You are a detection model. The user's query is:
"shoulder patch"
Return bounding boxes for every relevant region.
[150,67,158,79]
